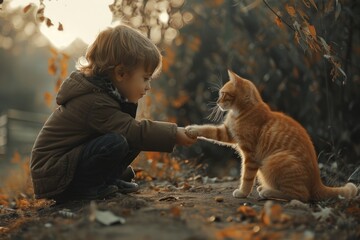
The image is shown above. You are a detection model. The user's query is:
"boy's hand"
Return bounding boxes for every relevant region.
[176,127,197,146]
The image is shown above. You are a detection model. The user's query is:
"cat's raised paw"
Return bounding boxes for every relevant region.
[185,125,200,139]
[233,189,248,198]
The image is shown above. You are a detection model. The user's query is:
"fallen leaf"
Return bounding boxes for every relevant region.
[286,4,296,17]
[159,196,179,201]
[275,16,282,27]
[215,196,224,202]
[96,210,126,225]
[58,209,77,218]
[44,92,53,107]
[170,206,181,218]
[308,25,316,38]
[46,18,54,27]
[48,57,57,75]
[0,227,9,234]
[312,207,333,221]
[11,151,21,164]
[207,215,221,222]
[237,205,257,218]
[346,206,360,218]
[262,201,289,225]
[58,22,64,31]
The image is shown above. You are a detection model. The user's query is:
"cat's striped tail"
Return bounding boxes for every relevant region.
[312,182,358,201]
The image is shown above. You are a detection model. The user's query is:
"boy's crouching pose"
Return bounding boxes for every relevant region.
[30,25,196,202]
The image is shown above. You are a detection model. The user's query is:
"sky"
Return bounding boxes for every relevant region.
[9,0,115,49]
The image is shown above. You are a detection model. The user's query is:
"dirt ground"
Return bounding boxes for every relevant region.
[1,177,360,240]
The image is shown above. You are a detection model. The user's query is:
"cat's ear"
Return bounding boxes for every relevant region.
[228,69,236,82]
[228,69,242,86]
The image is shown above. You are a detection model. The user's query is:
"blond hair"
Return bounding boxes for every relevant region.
[77,25,162,77]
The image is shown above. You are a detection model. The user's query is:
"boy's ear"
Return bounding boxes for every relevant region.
[114,65,126,81]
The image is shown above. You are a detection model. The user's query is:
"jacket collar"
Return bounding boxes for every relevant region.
[86,74,138,118]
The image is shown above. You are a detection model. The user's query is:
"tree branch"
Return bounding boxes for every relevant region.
[262,0,296,32]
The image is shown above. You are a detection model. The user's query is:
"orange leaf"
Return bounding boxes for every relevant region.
[0,193,9,206]
[46,18,54,27]
[275,16,282,27]
[189,36,201,52]
[54,78,63,93]
[171,159,181,171]
[23,4,32,13]
[58,22,64,31]
[44,92,53,107]
[60,54,69,79]
[11,151,21,164]
[162,46,176,73]
[17,199,31,210]
[146,152,162,161]
[48,58,57,75]
[261,202,286,225]
[308,25,316,38]
[237,205,257,217]
[285,4,296,17]
[170,206,181,218]
[294,31,300,44]
[171,91,189,108]
[214,0,224,6]
[50,47,58,56]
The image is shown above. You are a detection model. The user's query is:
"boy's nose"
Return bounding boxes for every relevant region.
[145,82,151,90]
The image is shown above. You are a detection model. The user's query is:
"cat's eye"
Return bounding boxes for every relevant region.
[219,92,234,99]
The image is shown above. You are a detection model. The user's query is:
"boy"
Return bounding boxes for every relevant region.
[30,25,196,202]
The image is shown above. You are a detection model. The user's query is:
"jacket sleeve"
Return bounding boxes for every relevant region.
[88,97,177,152]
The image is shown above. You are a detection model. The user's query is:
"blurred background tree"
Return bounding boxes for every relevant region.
[0,0,359,184]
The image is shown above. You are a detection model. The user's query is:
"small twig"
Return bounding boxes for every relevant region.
[262,0,296,32]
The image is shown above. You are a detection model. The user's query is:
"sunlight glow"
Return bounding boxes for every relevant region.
[159,11,169,24]
[10,0,114,49]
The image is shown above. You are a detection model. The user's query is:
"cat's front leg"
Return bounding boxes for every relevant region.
[233,160,259,198]
[185,124,233,143]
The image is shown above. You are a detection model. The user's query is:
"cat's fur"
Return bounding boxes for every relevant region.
[186,70,358,202]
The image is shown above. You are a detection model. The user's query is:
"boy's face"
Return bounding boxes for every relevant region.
[112,66,152,103]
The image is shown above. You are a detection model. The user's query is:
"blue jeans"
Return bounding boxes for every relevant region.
[68,133,139,190]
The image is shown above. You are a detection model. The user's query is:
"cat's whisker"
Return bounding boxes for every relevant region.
[206,101,218,107]
[206,104,224,122]
[208,75,224,93]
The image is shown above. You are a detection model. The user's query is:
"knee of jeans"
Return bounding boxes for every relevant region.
[105,133,129,153]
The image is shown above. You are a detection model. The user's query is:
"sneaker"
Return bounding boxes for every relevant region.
[112,179,139,194]
[120,166,136,182]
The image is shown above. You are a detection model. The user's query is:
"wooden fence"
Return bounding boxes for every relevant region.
[0,109,48,160]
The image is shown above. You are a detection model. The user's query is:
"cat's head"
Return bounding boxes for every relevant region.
[217,70,262,112]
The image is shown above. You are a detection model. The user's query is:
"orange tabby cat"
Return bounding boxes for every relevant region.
[186,70,358,202]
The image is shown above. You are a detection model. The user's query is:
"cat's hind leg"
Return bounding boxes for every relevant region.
[258,185,309,202]
[258,187,287,200]
[259,153,311,202]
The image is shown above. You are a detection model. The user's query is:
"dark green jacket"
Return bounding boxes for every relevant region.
[31,71,177,198]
